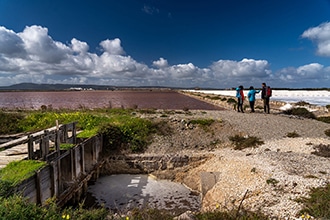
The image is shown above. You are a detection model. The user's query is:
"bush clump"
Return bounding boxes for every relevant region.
[229,135,264,150]
[0,111,25,134]
[227,98,237,104]
[286,131,300,138]
[99,117,156,153]
[297,184,330,219]
[283,107,316,119]
[311,144,330,158]
[318,116,330,124]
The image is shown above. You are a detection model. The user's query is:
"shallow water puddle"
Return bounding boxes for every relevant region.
[88,174,201,212]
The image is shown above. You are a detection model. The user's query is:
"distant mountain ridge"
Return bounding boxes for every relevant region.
[0,83,117,91]
[0,83,328,91]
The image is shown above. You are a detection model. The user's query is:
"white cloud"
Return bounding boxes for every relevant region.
[18,25,70,63]
[0,25,328,88]
[99,38,125,55]
[275,63,330,87]
[297,63,324,78]
[0,26,25,57]
[152,57,168,68]
[210,58,271,78]
[71,38,89,54]
[302,22,330,56]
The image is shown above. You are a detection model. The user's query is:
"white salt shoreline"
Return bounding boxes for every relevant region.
[184,89,330,106]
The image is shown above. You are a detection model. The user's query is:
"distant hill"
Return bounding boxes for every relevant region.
[0,83,117,91]
[0,83,328,91]
[0,83,188,91]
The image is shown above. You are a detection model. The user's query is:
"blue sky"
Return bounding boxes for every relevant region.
[0,0,330,88]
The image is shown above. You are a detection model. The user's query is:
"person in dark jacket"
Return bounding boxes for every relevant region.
[236,85,244,113]
[261,82,270,113]
[247,86,260,112]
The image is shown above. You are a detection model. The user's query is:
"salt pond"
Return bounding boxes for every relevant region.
[88,174,201,213]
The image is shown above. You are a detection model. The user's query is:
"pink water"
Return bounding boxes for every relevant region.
[0,90,222,110]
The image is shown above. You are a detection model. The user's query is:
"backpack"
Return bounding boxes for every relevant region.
[267,86,272,97]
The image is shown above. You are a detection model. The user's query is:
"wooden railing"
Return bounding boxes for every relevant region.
[0,122,104,206]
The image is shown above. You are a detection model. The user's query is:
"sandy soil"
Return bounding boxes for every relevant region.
[139,93,330,219]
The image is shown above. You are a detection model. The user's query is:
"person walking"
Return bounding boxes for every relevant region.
[247,86,260,112]
[261,82,271,113]
[236,85,244,113]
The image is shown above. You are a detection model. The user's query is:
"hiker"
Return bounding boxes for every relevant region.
[236,85,244,113]
[247,86,260,113]
[261,82,271,113]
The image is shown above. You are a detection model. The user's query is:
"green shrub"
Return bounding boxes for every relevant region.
[0,195,108,220]
[297,184,330,219]
[266,178,279,187]
[325,129,330,137]
[318,116,330,124]
[229,135,264,150]
[99,116,156,153]
[283,108,316,119]
[190,119,215,127]
[311,144,330,157]
[99,124,124,152]
[227,98,237,104]
[286,131,300,138]
[0,111,24,134]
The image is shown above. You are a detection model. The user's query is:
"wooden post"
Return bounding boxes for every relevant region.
[35,171,42,205]
[72,122,77,144]
[55,120,60,156]
[28,135,34,160]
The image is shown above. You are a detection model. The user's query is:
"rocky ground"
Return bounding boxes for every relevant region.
[138,93,330,219]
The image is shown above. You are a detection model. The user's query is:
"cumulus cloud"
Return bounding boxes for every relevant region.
[0,26,25,57]
[99,38,125,55]
[0,24,328,88]
[302,22,330,56]
[275,63,330,87]
[71,38,89,54]
[210,58,271,77]
[152,57,168,68]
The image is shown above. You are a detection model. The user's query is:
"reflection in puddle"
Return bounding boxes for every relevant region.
[88,174,201,213]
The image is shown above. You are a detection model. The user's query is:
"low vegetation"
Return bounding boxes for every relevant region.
[311,144,330,157]
[296,184,330,219]
[0,160,46,197]
[282,107,316,119]
[229,135,264,150]
[1,107,330,219]
[0,195,108,220]
[286,131,301,138]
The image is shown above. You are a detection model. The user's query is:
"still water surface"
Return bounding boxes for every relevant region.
[88,174,201,213]
[0,90,222,110]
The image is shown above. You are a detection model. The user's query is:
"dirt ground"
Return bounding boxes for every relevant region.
[138,93,330,218]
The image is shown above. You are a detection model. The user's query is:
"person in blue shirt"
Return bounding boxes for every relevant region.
[247,86,260,113]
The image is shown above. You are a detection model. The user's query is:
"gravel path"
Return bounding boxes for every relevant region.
[204,110,330,140]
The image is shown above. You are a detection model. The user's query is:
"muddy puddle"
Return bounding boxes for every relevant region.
[87,174,201,213]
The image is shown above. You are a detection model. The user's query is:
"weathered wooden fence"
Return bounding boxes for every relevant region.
[0,122,104,206]
[16,135,103,206]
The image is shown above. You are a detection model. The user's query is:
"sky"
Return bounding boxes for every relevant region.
[0,0,330,88]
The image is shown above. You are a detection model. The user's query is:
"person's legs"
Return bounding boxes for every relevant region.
[237,98,241,112]
[250,101,255,112]
[266,97,270,113]
[237,98,244,112]
[263,98,267,113]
